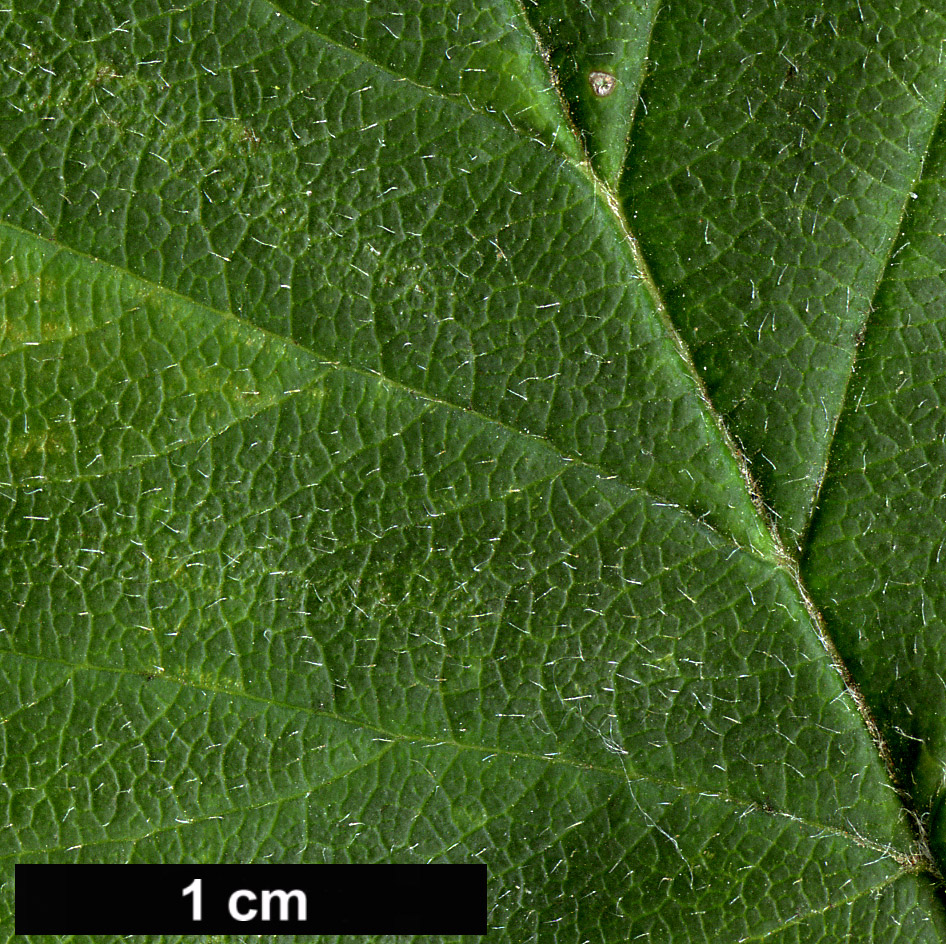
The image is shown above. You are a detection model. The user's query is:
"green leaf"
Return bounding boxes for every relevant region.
[2,1,946,941]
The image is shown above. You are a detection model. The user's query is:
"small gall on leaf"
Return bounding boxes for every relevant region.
[588,70,617,97]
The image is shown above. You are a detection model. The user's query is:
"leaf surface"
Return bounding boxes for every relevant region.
[2,1,946,941]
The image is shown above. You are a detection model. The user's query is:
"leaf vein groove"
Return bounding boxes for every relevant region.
[800,78,946,547]
[0,218,768,564]
[0,646,912,862]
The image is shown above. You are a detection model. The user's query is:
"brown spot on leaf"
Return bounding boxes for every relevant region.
[588,71,617,98]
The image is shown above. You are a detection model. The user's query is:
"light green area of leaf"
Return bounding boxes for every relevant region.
[2,1,946,942]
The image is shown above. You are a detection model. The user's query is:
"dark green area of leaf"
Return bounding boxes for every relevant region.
[2,1,946,942]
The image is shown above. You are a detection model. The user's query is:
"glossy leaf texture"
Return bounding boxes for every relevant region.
[2,0,946,941]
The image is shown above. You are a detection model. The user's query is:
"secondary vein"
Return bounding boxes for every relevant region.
[800,78,946,550]
[511,0,942,885]
[0,645,913,864]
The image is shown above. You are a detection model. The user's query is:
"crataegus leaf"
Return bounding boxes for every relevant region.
[2,1,946,941]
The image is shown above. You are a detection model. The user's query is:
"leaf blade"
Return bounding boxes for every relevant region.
[619,0,946,549]
[2,1,946,941]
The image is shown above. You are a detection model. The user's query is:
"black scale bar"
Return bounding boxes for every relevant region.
[15,863,487,934]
